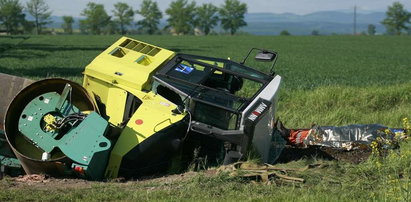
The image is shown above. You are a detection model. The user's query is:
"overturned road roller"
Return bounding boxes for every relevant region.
[1,37,283,180]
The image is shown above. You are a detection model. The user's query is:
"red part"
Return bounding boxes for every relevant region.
[135,119,144,125]
[74,166,84,174]
[288,129,310,145]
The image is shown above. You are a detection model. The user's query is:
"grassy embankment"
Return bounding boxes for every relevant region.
[0,35,410,201]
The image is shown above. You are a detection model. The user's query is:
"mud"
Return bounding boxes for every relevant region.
[2,171,208,190]
[276,145,371,164]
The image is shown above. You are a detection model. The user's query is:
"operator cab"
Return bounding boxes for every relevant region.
[153,51,282,164]
[154,54,272,129]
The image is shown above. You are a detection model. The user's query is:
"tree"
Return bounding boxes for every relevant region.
[311,30,320,36]
[136,0,162,34]
[112,2,134,35]
[61,16,74,34]
[219,0,247,35]
[195,3,219,35]
[367,24,376,35]
[80,2,111,35]
[22,20,34,33]
[104,20,119,34]
[165,0,196,35]
[0,0,25,34]
[280,30,291,36]
[26,0,52,35]
[381,2,410,35]
[79,20,87,34]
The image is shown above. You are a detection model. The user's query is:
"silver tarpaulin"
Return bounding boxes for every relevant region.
[303,124,403,150]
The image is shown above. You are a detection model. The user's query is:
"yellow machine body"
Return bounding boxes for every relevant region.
[83,37,185,178]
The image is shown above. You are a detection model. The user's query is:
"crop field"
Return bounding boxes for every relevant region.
[1,35,411,201]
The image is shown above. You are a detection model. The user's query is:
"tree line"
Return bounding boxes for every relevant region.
[0,0,51,34]
[0,0,248,35]
[0,0,410,36]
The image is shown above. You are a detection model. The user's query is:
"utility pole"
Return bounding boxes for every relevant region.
[353,5,357,35]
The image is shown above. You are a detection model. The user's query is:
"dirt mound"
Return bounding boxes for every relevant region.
[276,145,371,164]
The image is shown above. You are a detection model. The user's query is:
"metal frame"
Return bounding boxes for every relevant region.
[154,54,276,130]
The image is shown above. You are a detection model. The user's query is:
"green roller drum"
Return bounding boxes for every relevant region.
[5,79,111,180]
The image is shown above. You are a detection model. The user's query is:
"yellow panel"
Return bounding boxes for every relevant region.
[84,76,128,126]
[105,92,185,178]
[83,76,109,104]
[105,88,127,126]
[83,37,175,92]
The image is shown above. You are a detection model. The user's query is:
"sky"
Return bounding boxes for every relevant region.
[19,0,411,17]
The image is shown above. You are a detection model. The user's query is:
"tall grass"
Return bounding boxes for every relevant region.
[278,83,411,128]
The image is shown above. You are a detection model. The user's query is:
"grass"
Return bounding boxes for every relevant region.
[1,35,410,128]
[1,35,411,89]
[0,35,411,201]
[1,147,411,201]
[280,84,411,127]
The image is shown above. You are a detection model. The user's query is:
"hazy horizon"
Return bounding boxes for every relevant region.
[18,0,411,18]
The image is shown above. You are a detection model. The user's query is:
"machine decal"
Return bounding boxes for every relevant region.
[175,64,193,74]
[244,99,272,135]
[248,102,269,121]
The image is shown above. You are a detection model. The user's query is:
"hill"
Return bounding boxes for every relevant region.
[242,11,386,35]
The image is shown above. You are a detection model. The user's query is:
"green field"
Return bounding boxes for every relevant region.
[1,35,410,127]
[1,35,411,201]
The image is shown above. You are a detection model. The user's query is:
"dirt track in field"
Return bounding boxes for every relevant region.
[2,171,205,190]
